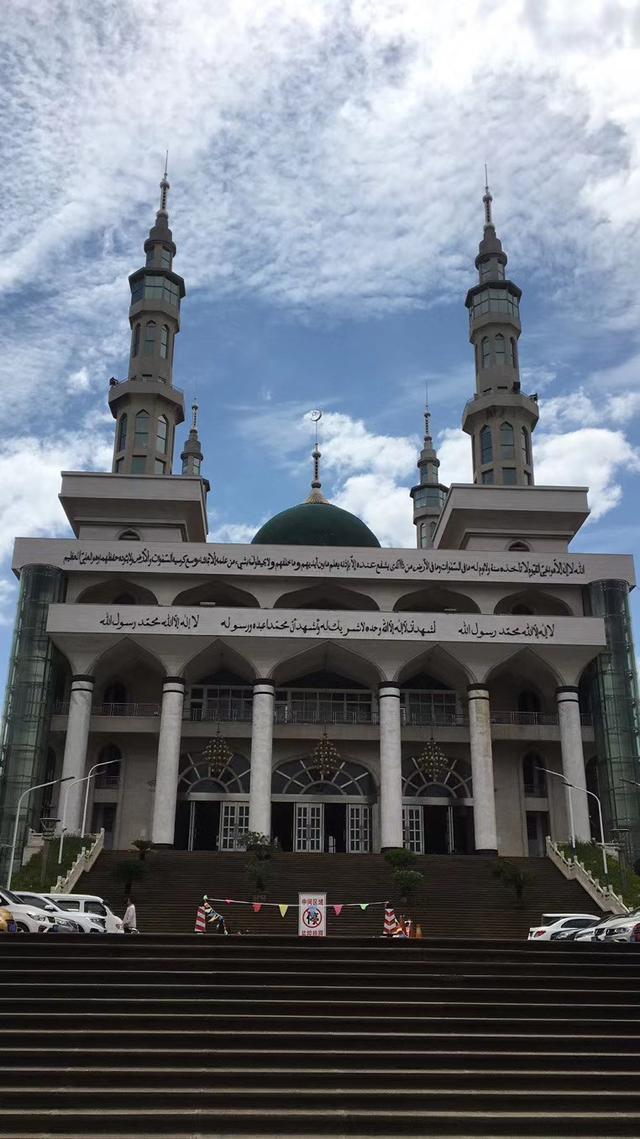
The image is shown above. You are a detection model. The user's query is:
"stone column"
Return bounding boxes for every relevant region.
[379,683,404,850]
[467,685,498,854]
[556,686,591,842]
[60,675,95,834]
[151,677,185,846]
[249,680,275,837]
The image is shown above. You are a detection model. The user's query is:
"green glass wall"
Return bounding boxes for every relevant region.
[584,579,640,855]
[0,565,65,879]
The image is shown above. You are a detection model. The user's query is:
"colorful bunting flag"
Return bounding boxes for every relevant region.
[332,904,343,916]
[278,904,288,918]
[359,903,369,910]
[252,902,262,913]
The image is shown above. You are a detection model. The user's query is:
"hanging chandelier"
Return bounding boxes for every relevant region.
[202,726,234,777]
[311,731,342,780]
[415,737,449,782]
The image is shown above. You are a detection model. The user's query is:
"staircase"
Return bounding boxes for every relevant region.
[0,934,639,1137]
[79,850,595,936]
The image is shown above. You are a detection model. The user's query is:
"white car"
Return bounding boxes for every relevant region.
[17,892,104,933]
[0,886,57,934]
[528,912,601,940]
[575,909,640,944]
[45,892,124,933]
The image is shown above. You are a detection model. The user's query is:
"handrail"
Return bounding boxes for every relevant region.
[546,837,628,915]
[50,829,105,894]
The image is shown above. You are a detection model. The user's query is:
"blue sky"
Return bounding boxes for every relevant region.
[1,0,640,689]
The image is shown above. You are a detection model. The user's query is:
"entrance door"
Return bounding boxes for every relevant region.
[403,805,424,853]
[192,801,220,850]
[347,805,371,853]
[294,803,323,852]
[324,802,346,853]
[219,802,250,851]
[424,805,450,854]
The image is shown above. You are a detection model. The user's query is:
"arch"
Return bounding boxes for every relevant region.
[76,578,158,605]
[500,421,515,459]
[523,751,546,796]
[178,751,251,796]
[485,649,562,718]
[90,637,165,686]
[95,743,122,789]
[480,424,492,465]
[274,583,378,611]
[172,581,258,608]
[398,645,473,692]
[494,589,572,617]
[495,333,506,365]
[102,680,128,707]
[160,325,169,360]
[182,640,256,686]
[156,415,168,453]
[402,754,472,799]
[271,642,382,689]
[142,321,156,355]
[118,529,141,541]
[394,586,480,614]
[134,409,150,448]
[116,414,128,452]
[508,540,530,552]
[481,336,491,368]
[272,755,376,799]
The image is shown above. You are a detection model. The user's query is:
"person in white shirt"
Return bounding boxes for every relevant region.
[123,898,137,933]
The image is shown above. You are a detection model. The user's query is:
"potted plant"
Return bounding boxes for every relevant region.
[392,868,424,905]
[240,832,275,901]
[131,837,152,861]
[113,858,147,896]
[493,860,532,905]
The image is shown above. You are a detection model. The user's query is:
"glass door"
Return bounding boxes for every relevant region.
[219,802,250,850]
[347,805,371,853]
[294,803,323,852]
[402,805,424,853]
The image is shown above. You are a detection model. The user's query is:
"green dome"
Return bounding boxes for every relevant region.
[252,500,380,548]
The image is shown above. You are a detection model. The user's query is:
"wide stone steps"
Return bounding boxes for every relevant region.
[2,935,639,1137]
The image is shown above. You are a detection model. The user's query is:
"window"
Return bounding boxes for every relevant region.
[481,337,491,368]
[156,415,168,453]
[500,421,515,459]
[481,469,494,484]
[116,414,127,452]
[502,467,517,484]
[86,901,107,917]
[146,248,153,266]
[132,324,140,357]
[470,287,520,323]
[131,275,180,307]
[510,337,518,367]
[192,458,201,474]
[495,333,506,365]
[131,456,146,474]
[143,321,156,355]
[161,248,171,269]
[160,325,169,359]
[134,411,149,448]
[508,541,530,551]
[154,459,166,474]
[119,529,140,541]
[521,426,530,465]
[480,425,492,464]
[523,752,546,796]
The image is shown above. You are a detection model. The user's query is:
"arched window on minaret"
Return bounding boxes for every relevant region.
[160,325,169,359]
[521,426,530,465]
[510,337,518,367]
[156,415,168,454]
[481,337,491,368]
[500,422,515,459]
[117,414,127,452]
[134,410,150,448]
[143,321,156,355]
[495,333,506,365]
[480,425,492,465]
[132,324,140,357]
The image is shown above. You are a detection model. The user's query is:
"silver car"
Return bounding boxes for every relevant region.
[575,908,640,943]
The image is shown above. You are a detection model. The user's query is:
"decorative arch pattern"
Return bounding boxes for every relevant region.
[402,755,472,799]
[178,752,251,796]
[272,756,376,799]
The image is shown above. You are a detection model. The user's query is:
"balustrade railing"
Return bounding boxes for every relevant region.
[185,698,253,722]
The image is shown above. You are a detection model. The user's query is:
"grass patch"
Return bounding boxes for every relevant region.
[11,835,88,892]
[559,841,640,910]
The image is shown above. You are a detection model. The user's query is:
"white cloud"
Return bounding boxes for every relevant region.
[65,367,91,394]
[437,427,473,485]
[541,387,640,431]
[334,473,415,548]
[212,521,260,544]
[535,427,640,520]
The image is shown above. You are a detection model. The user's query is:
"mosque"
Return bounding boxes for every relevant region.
[1,169,639,872]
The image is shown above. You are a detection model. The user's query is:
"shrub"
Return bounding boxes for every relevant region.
[493,860,532,904]
[240,832,275,860]
[392,868,424,898]
[131,838,152,861]
[384,848,417,870]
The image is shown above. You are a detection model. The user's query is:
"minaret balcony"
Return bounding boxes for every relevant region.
[108,377,185,424]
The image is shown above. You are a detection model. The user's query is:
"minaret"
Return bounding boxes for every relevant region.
[181,400,204,476]
[462,176,538,486]
[109,158,185,474]
[410,402,447,548]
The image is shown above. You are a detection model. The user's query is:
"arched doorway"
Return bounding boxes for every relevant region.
[272,756,376,854]
[174,752,251,851]
[402,755,474,854]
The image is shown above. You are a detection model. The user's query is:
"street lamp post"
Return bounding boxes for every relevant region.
[80,759,121,839]
[7,776,73,889]
[538,766,575,850]
[539,766,608,880]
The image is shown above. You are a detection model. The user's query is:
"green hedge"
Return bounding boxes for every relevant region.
[11,836,87,892]
[559,841,640,910]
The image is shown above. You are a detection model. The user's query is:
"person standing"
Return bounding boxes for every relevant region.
[123,897,137,933]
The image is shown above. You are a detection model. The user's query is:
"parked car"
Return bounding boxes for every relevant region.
[528,912,601,941]
[0,887,56,933]
[575,909,640,944]
[44,893,124,933]
[16,892,102,933]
